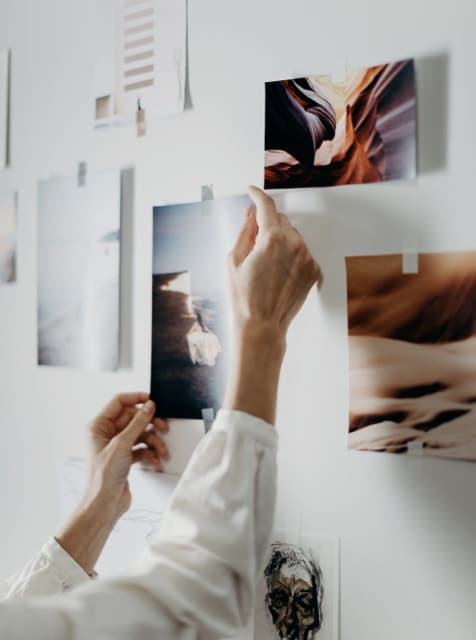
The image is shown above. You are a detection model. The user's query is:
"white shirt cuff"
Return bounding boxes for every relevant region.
[212,409,278,450]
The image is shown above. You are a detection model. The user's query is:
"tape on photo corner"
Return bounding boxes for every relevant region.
[331,56,349,84]
[77,162,87,187]
[201,184,214,201]
[406,440,424,456]
[136,98,146,137]
[402,244,419,274]
[201,184,214,216]
[201,408,215,432]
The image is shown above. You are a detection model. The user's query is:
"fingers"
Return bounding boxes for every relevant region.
[229,207,258,266]
[116,405,168,434]
[101,392,149,421]
[117,400,156,448]
[139,429,169,460]
[248,185,280,232]
[132,448,162,470]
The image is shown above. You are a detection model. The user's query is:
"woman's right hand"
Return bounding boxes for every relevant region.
[224,186,321,425]
[228,186,321,337]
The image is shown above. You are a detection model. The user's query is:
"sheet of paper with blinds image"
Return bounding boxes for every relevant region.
[93,0,186,128]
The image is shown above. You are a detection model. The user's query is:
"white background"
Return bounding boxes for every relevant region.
[0,1,475,638]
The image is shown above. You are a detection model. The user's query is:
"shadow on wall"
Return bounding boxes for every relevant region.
[415,51,450,175]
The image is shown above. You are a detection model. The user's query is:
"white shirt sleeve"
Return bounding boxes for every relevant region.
[0,409,278,639]
[0,539,91,600]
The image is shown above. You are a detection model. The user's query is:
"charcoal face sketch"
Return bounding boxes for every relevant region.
[263,543,324,640]
[151,196,249,419]
[346,252,476,461]
[265,59,417,189]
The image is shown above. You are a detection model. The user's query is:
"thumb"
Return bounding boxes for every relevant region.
[230,207,258,266]
[117,400,155,448]
[248,185,279,232]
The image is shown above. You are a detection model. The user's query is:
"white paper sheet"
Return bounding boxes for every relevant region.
[93,0,187,127]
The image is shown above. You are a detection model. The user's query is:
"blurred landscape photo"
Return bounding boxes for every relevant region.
[0,191,16,283]
[151,196,249,418]
[38,169,122,370]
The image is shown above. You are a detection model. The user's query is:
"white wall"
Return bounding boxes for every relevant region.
[0,0,475,638]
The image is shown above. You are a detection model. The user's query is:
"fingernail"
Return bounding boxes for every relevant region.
[141,400,154,416]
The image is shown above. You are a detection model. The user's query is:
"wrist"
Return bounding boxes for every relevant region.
[235,320,286,363]
[224,320,286,425]
[56,499,116,576]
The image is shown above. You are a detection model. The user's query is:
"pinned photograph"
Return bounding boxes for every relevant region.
[0,191,17,283]
[38,169,123,370]
[93,0,186,128]
[265,59,417,189]
[151,196,249,419]
[346,252,476,462]
[255,532,339,640]
[0,49,10,170]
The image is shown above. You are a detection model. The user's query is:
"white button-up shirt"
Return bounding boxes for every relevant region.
[0,410,277,639]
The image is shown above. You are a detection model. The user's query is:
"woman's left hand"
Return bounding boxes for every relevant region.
[56,393,169,575]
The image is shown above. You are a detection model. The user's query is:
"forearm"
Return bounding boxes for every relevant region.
[0,411,278,640]
[55,498,118,576]
[224,323,286,425]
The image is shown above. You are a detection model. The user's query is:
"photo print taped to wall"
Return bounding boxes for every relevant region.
[93,0,186,128]
[0,191,17,284]
[255,532,339,640]
[0,49,10,170]
[264,58,417,189]
[38,169,124,371]
[151,195,250,419]
[346,252,476,462]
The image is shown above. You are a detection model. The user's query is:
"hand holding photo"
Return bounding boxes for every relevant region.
[346,252,476,462]
[265,59,417,189]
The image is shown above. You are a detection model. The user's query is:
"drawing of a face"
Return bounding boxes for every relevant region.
[264,543,323,640]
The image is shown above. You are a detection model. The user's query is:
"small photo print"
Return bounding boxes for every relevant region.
[255,532,339,640]
[38,169,123,370]
[151,195,249,419]
[0,191,17,283]
[265,58,417,189]
[346,252,476,462]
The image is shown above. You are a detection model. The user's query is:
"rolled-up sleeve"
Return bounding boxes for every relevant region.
[0,538,91,600]
[0,409,278,639]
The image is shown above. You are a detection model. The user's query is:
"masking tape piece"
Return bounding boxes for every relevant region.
[201,408,215,432]
[402,248,419,274]
[78,162,87,187]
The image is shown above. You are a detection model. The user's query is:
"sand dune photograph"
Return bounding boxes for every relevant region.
[346,252,476,462]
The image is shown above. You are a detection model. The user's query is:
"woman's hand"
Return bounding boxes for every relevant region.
[228,186,321,337]
[56,393,169,575]
[224,187,321,425]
